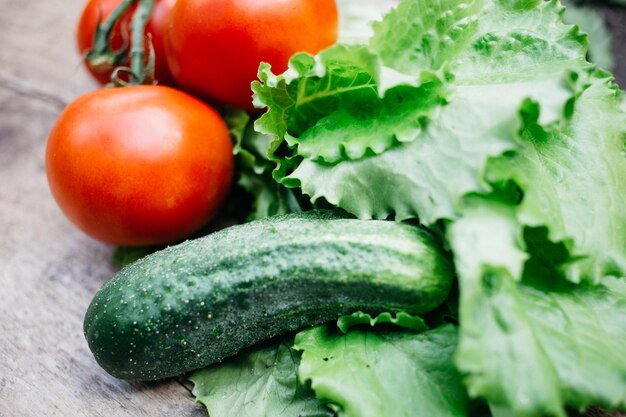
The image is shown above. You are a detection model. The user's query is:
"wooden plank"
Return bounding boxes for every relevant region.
[0,88,206,417]
[0,0,206,413]
[0,0,96,103]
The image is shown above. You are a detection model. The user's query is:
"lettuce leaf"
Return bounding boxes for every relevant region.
[438,65,626,415]
[254,0,585,224]
[448,197,626,416]
[190,342,334,417]
[295,324,469,417]
[254,47,446,169]
[337,311,428,333]
[486,73,626,283]
[337,0,397,45]
[562,0,615,70]
[225,108,305,221]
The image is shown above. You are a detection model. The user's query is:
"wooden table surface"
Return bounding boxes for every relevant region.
[0,1,624,416]
[0,0,205,415]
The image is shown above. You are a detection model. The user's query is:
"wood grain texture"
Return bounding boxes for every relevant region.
[0,0,205,415]
[0,0,96,104]
[0,0,624,416]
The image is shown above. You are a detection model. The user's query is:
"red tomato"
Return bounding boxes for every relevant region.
[46,86,233,246]
[164,0,338,109]
[77,0,176,85]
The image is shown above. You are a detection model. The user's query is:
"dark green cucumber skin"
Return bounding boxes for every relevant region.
[84,211,453,380]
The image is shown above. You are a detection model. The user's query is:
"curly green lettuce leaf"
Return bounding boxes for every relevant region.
[237,171,304,221]
[337,311,428,333]
[289,77,572,223]
[254,47,446,167]
[337,0,397,45]
[369,0,587,88]
[562,0,615,70]
[370,0,483,74]
[225,107,269,176]
[225,107,305,221]
[295,324,469,417]
[486,72,626,282]
[452,0,586,84]
[190,342,334,417]
[448,197,626,416]
[254,0,585,225]
[445,83,626,408]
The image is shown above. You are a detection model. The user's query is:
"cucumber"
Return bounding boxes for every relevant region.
[84,211,453,380]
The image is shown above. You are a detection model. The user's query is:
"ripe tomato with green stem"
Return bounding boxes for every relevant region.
[46,86,234,246]
[164,0,339,110]
[77,0,176,85]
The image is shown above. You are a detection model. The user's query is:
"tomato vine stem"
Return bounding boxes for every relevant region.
[86,0,156,86]
[87,0,138,71]
[129,0,156,84]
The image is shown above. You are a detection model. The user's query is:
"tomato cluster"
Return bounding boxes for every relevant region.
[47,0,338,246]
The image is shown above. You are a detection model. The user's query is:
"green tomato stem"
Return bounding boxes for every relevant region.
[88,0,137,65]
[130,0,156,85]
